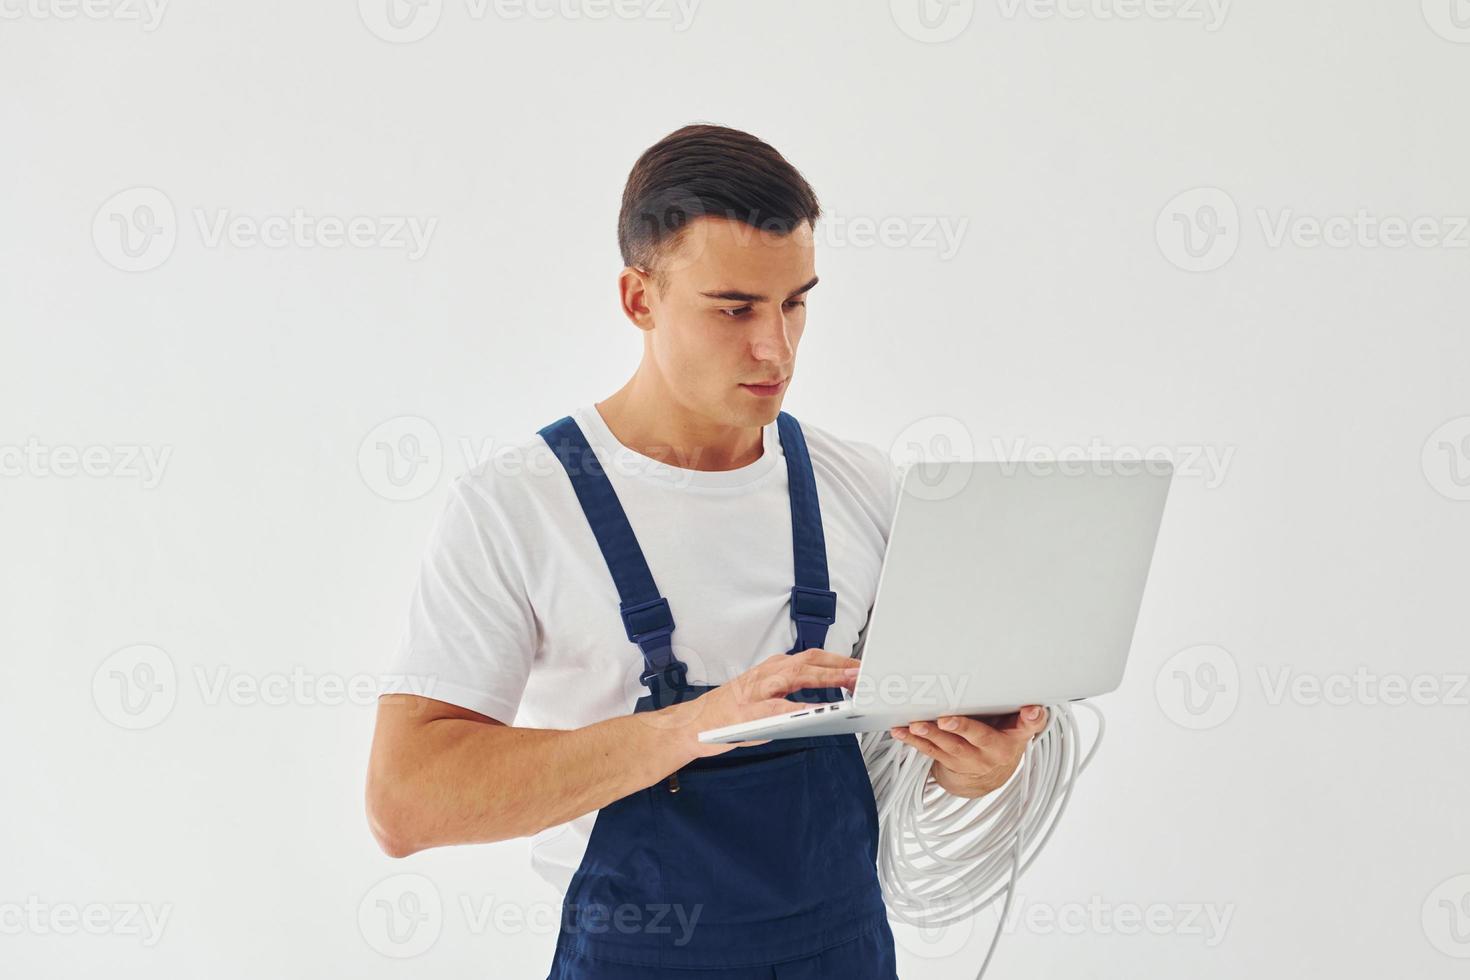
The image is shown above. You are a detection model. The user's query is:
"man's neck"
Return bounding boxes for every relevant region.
[595,376,766,473]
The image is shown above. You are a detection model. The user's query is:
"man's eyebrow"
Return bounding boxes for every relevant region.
[699,276,820,304]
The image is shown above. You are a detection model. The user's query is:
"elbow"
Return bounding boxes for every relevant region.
[371,821,420,860]
[365,773,425,859]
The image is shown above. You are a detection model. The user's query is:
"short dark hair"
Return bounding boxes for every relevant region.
[617,123,822,289]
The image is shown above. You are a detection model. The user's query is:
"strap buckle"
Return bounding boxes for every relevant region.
[620,596,675,645]
[789,585,837,625]
[639,661,689,690]
[622,596,688,692]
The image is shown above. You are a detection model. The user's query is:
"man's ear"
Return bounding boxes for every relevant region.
[619,265,657,332]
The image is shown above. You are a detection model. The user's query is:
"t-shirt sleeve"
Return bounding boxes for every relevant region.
[850,438,905,547]
[380,474,537,725]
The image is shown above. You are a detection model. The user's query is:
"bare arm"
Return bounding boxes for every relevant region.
[365,649,860,857]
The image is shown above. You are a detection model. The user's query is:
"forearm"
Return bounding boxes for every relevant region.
[369,699,697,855]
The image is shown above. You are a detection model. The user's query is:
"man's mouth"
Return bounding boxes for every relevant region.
[740,378,787,396]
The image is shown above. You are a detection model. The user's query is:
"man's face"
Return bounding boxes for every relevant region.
[632,216,817,428]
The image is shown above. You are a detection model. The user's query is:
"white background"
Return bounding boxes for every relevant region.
[3,1,1468,977]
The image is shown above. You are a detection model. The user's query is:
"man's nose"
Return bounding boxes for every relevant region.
[751,308,796,363]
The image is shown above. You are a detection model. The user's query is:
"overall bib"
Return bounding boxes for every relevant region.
[539,411,897,979]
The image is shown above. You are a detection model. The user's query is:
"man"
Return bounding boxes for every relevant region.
[366,123,1046,978]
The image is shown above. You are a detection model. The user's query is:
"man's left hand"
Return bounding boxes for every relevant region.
[890,705,1048,799]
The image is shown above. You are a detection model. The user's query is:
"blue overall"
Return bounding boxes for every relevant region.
[538,411,897,979]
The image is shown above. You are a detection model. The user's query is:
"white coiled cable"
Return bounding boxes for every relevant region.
[858,701,1105,980]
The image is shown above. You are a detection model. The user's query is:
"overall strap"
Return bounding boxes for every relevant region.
[775,413,843,705]
[538,416,689,703]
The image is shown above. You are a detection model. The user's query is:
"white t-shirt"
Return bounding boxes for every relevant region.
[383,403,901,895]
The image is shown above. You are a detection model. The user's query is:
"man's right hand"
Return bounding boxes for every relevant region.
[658,648,861,759]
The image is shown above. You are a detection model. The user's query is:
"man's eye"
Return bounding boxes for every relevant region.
[719,307,751,318]
[785,299,806,309]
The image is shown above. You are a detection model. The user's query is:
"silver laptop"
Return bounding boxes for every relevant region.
[697,459,1174,744]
